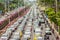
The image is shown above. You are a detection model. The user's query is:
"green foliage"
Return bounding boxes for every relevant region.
[37,0,55,6]
[56,11,60,26]
[45,8,54,15]
[38,0,60,34]
[45,8,57,24]
[0,3,4,10]
[45,8,60,34]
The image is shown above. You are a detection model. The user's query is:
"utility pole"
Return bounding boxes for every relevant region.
[55,0,59,33]
[8,0,10,12]
[55,0,57,14]
[7,0,10,24]
[5,0,7,13]
[18,0,19,17]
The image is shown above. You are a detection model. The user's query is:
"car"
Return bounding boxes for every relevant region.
[13,22,19,27]
[25,29,31,32]
[0,33,10,40]
[34,28,42,37]
[24,31,31,35]
[18,26,23,31]
[8,27,15,32]
[13,32,20,35]
[33,35,37,40]
[39,15,43,18]
[38,18,45,23]
[11,36,20,40]
[37,36,44,40]
[10,32,20,40]
[25,27,31,30]
[27,22,32,26]
[33,23,39,29]
[23,34,30,40]
[9,38,18,40]
[5,30,12,35]
[45,28,51,35]
[0,37,8,40]
[20,31,23,37]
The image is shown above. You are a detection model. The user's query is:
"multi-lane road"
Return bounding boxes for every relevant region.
[0,5,57,40]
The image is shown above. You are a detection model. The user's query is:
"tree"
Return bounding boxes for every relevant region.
[37,0,60,34]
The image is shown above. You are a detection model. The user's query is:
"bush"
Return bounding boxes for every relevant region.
[45,8,60,34]
[45,8,57,24]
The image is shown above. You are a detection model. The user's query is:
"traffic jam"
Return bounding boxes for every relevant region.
[0,6,56,40]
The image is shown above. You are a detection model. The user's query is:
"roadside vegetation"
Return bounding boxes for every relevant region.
[0,0,24,15]
[37,0,60,34]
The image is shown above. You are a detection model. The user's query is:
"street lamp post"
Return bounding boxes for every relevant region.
[7,0,10,24]
[5,0,7,13]
[55,0,57,14]
[55,0,60,34]
[18,0,19,17]
[8,0,10,12]
[23,0,25,12]
[23,0,25,6]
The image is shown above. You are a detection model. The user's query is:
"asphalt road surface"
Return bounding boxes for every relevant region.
[0,5,56,40]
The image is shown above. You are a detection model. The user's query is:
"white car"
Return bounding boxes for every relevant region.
[13,32,20,35]
[27,23,32,26]
[35,28,42,36]
[25,29,31,32]
[25,27,31,30]
[39,15,43,18]
[45,28,51,35]
[8,27,15,31]
[0,33,10,40]
[6,28,12,33]
[9,38,18,40]
[39,18,45,23]
[0,37,8,40]
[11,32,20,40]
[11,36,20,39]
[24,31,31,35]
[23,34,30,40]
[18,26,23,31]
[37,36,44,40]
